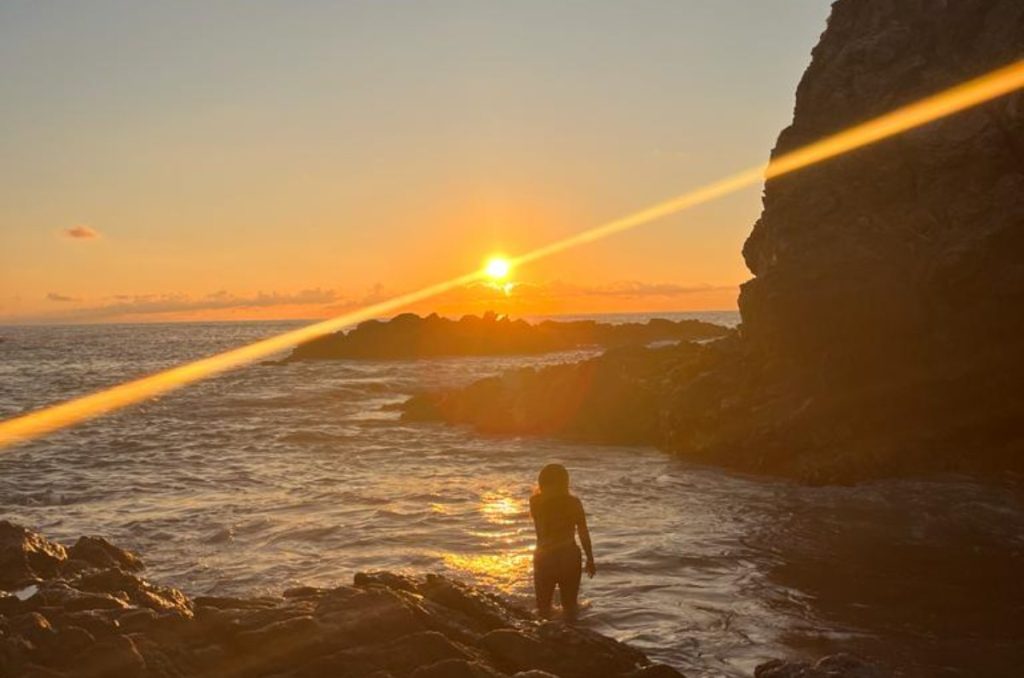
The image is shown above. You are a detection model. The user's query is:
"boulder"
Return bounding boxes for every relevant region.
[0,521,68,590]
[755,653,888,678]
[66,537,143,573]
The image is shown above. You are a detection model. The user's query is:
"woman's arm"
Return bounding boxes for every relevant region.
[576,499,596,577]
[529,493,541,539]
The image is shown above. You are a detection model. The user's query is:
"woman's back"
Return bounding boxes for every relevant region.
[530,492,582,551]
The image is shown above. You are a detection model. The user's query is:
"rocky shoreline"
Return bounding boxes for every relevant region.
[0,521,887,678]
[287,312,728,361]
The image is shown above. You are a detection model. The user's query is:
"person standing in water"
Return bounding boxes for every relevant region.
[529,463,596,622]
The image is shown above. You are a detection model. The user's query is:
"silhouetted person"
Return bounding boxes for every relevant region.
[529,463,596,622]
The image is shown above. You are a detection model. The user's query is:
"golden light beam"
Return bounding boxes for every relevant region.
[514,60,1024,268]
[2,60,1022,450]
[0,271,479,447]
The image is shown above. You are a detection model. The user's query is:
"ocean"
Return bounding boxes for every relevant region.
[1,313,1021,677]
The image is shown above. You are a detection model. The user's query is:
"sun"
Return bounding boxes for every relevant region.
[484,256,512,280]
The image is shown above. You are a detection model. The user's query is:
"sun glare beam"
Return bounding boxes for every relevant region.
[1,60,1022,451]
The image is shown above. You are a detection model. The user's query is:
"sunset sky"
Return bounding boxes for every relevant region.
[1,1,832,324]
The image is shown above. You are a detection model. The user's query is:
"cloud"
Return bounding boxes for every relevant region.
[63,225,101,240]
[35,288,338,321]
[46,292,80,303]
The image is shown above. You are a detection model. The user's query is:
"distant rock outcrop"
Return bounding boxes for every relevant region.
[288,312,728,361]
[402,1,1024,482]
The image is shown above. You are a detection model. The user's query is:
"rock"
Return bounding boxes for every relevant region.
[0,522,68,590]
[755,653,888,678]
[419,574,527,633]
[66,537,143,573]
[54,626,95,661]
[356,570,421,593]
[0,592,22,615]
[402,342,702,446]
[481,625,649,678]
[282,585,323,599]
[0,523,858,677]
[728,0,1024,479]
[73,569,192,617]
[309,630,471,677]
[627,666,687,678]
[7,613,57,651]
[479,629,548,673]
[412,658,508,678]
[113,609,159,634]
[233,614,321,652]
[289,312,728,361]
[55,612,119,640]
[75,635,146,678]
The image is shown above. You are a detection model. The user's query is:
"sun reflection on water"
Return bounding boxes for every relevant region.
[441,551,533,592]
[480,490,526,524]
[440,489,534,591]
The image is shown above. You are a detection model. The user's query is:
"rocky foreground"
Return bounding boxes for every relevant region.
[288,312,727,361]
[0,522,886,678]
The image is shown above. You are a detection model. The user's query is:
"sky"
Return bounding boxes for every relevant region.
[0,1,833,324]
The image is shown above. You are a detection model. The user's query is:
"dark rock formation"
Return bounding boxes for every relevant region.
[402,1,1024,482]
[0,521,687,678]
[288,312,727,361]
[729,0,1024,477]
[403,340,719,447]
[755,654,888,678]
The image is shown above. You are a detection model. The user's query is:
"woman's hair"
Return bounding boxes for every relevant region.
[536,463,570,495]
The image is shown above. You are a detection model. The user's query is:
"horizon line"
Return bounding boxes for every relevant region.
[0,307,742,329]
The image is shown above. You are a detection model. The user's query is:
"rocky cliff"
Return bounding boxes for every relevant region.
[741,0,1024,383]
[720,0,1024,476]
[402,0,1024,482]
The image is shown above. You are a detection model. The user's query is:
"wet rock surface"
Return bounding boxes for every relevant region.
[402,0,1024,483]
[402,340,715,447]
[0,522,689,678]
[0,522,882,677]
[754,654,888,678]
[288,312,727,361]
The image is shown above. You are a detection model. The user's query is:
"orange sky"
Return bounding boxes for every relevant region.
[0,2,833,324]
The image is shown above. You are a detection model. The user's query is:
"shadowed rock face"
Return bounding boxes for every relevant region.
[401,0,1024,482]
[726,0,1024,477]
[741,0,1024,369]
[0,521,691,678]
[402,340,722,447]
[288,312,728,361]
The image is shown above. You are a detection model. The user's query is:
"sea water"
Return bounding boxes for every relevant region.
[1,314,1021,677]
